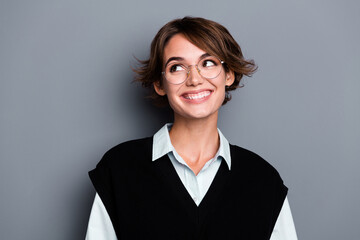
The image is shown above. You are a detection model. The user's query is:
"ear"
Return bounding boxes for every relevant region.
[153,81,166,96]
[225,71,235,86]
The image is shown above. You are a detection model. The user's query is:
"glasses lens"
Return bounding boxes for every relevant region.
[164,63,187,84]
[198,56,223,79]
[164,56,223,84]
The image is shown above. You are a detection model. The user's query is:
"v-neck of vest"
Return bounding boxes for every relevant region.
[150,137,231,225]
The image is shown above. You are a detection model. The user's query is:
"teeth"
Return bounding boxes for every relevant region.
[184,91,211,100]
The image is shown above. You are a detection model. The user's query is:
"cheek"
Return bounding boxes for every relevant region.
[217,89,226,105]
[212,79,227,105]
[163,86,180,107]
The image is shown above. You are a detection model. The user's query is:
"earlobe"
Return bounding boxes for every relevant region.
[225,71,235,86]
[153,81,166,96]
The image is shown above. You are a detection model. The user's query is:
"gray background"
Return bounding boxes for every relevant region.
[1,0,359,239]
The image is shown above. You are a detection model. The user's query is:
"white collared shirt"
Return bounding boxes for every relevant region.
[86,124,298,240]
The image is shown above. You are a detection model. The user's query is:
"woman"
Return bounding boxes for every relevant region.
[86,17,297,240]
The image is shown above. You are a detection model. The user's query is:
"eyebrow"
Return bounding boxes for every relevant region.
[164,53,211,68]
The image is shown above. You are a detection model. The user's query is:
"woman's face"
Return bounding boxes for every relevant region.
[154,34,234,121]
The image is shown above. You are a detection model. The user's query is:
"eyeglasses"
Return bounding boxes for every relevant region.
[162,56,224,85]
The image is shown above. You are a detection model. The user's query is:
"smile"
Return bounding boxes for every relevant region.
[182,90,212,100]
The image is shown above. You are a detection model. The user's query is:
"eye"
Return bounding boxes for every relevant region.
[169,64,186,73]
[202,59,217,68]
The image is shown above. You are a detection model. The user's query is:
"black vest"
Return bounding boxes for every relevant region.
[89,137,287,240]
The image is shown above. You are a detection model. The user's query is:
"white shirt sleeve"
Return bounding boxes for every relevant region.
[85,194,297,240]
[269,197,298,240]
[85,193,117,240]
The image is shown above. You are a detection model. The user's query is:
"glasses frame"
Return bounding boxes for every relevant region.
[161,56,225,85]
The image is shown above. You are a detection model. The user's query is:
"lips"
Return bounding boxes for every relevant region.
[181,90,213,102]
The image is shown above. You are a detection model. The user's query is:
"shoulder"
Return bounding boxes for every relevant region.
[229,144,282,181]
[96,137,153,169]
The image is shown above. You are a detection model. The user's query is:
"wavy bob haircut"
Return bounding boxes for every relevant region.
[134,16,257,107]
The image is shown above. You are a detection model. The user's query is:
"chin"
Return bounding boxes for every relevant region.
[171,100,222,121]
[183,109,218,120]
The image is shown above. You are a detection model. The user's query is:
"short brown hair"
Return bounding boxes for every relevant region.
[134,16,257,106]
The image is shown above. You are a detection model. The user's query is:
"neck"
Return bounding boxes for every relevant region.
[169,112,220,175]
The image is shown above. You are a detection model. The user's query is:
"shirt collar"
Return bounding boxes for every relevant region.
[152,123,231,170]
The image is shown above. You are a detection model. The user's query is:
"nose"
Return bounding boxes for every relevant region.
[186,65,203,86]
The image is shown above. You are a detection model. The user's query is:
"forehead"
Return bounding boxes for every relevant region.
[163,34,206,62]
